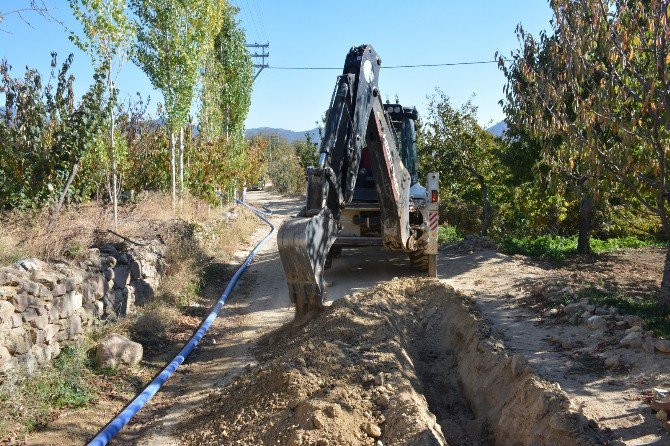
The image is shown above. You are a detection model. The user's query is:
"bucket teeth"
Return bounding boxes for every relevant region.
[277,210,338,316]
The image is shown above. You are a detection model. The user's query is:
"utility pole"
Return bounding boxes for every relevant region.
[246,42,269,82]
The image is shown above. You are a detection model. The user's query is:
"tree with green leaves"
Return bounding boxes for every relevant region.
[69,0,134,227]
[131,0,226,210]
[0,54,108,218]
[501,0,670,307]
[199,3,252,144]
[498,27,604,254]
[421,91,501,236]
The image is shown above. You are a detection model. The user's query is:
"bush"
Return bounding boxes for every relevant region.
[438,225,461,244]
[499,234,664,261]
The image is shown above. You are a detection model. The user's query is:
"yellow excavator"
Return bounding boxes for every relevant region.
[277,44,440,316]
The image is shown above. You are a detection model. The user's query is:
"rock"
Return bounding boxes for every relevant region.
[95,333,143,368]
[6,327,31,354]
[14,258,45,272]
[11,292,33,312]
[625,325,643,334]
[563,303,583,315]
[324,404,342,418]
[131,280,154,305]
[595,306,609,315]
[0,345,11,366]
[587,315,608,331]
[29,328,46,345]
[656,340,670,353]
[376,393,391,407]
[0,286,17,301]
[81,279,101,303]
[30,270,58,289]
[311,413,325,429]
[103,268,114,282]
[620,331,643,348]
[52,283,67,297]
[44,324,59,343]
[361,421,382,438]
[11,313,22,328]
[52,291,83,319]
[22,307,38,323]
[604,354,620,369]
[642,337,656,353]
[657,410,668,422]
[0,301,14,328]
[30,313,48,330]
[585,305,596,313]
[69,315,82,336]
[374,372,384,386]
[113,265,130,289]
[64,277,79,293]
[511,353,528,377]
[543,308,559,317]
[130,260,142,281]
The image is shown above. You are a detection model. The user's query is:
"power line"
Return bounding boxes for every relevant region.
[242,0,262,43]
[250,0,267,42]
[266,59,505,70]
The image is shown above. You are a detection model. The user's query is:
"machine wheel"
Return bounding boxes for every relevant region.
[409,250,437,277]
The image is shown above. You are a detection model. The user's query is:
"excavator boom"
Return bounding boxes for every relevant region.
[277,44,438,316]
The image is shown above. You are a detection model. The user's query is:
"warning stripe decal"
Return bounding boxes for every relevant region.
[429,212,438,230]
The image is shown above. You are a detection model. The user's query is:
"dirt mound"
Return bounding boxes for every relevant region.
[180,279,606,446]
[452,234,498,252]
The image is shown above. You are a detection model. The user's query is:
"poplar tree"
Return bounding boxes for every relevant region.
[131,0,226,210]
[69,0,134,227]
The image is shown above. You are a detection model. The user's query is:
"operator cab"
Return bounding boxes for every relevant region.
[353,103,420,202]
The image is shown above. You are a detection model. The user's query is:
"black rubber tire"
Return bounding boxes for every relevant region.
[409,250,429,270]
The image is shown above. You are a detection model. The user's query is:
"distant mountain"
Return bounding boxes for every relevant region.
[245,127,320,143]
[487,120,507,137]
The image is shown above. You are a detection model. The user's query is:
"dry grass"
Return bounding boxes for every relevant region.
[0,192,256,266]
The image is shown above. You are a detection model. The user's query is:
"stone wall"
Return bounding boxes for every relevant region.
[0,240,165,373]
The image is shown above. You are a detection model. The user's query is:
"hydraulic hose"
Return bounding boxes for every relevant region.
[88,200,275,446]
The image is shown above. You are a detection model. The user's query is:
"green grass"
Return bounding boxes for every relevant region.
[438,225,462,244]
[498,235,664,261]
[0,345,96,436]
[581,288,670,339]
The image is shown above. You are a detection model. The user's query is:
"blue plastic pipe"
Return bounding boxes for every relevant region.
[88,200,275,446]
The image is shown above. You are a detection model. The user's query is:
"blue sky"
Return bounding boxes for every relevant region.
[1,1,553,131]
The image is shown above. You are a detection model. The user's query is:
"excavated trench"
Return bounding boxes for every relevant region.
[180,279,607,446]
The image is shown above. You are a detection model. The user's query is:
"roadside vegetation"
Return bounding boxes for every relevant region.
[0,192,258,439]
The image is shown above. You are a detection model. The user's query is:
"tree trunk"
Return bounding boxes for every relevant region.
[577,190,593,254]
[179,126,184,199]
[170,131,176,212]
[108,66,118,228]
[469,167,492,237]
[660,249,670,309]
[49,160,79,229]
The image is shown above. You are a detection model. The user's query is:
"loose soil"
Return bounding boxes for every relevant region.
[25,190,670,445]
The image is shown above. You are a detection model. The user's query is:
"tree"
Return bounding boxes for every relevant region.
[503,0,670,307]
[69,0,134,227]
[421,91,501,236]
[199,3,252,144]
[131,0,226,211]
[294,133,319,170]
[0,1,56,29]
[499,26,605,254]
[0,54,108,216]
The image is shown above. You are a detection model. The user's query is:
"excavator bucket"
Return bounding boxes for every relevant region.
[277,209,338,316]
